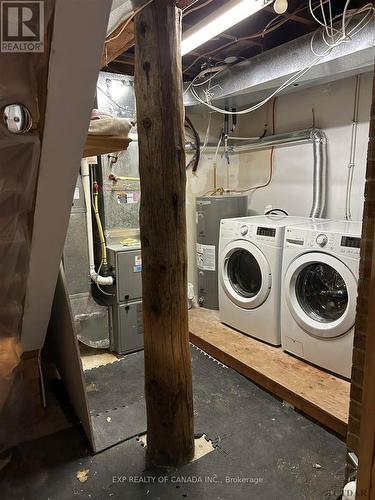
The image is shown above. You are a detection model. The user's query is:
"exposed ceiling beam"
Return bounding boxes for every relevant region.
[189,50,222,62]
[264,5,315,27]
[115,54,135,66]
[108,0,316,78]
[217,31,263,47]
[101,20,134,69]
[107,61,136,76]
[103,0,198,68]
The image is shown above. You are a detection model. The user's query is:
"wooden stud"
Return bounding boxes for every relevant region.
[134,0,194,466]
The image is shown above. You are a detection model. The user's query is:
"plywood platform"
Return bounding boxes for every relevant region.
[189,308,350,437]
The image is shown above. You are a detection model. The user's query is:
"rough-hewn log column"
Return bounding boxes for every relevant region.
[134,0,194,465]
[355,71,375,499]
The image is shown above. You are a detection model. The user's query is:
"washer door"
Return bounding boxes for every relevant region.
[284,252,357,338]
[220,240,271,309]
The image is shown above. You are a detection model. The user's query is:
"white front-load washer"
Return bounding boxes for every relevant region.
[219,215,317,346]
[281,220,362,379]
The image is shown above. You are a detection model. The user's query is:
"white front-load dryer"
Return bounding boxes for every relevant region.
[281,220,362,379]
[219,215,317,346]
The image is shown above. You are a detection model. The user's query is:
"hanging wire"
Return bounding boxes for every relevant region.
[230,97,277,194]
[345,74,361,221]
[186,3,374,116]
[183,0,215,16]
[185,116,201,172]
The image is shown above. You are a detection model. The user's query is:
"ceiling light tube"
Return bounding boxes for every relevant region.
[181,0,273,56]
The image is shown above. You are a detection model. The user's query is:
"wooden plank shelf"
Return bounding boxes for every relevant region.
[188,308,350,437]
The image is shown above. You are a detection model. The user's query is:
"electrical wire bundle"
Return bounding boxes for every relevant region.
[186,1,374,117]
[309,0,374,56]
[184,116,201,172]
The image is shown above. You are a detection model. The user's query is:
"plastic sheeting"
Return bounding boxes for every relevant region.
[0,1,54,453]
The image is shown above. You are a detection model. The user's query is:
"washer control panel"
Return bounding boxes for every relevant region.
[285,227,361,256]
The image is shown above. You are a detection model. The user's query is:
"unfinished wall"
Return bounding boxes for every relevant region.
[186,73,373,292]
[0,0,54,452]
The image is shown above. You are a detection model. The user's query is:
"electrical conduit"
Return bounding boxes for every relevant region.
[81,159,113,286]
[93,182,108,266]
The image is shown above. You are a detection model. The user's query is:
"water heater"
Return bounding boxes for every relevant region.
[196,194,248,309]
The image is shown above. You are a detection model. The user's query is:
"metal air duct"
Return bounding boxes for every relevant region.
[225,128,327,218]
[184,17,375,108]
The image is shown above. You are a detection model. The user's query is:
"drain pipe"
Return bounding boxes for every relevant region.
[227,128,327,218]
[81,159,113,286]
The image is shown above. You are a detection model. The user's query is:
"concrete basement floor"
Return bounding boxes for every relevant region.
[0,346,346,499]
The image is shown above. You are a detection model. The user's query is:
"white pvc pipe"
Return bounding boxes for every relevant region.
[94,274,113,285]
[80,159,113,286]
[81,159,94,273]
[343,480,356,500]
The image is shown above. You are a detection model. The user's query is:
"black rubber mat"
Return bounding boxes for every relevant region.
[1,345,346,499]
[84,352,145,414]
[84,352,146,452]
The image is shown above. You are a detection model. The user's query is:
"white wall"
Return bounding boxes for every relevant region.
[186,73,373,291]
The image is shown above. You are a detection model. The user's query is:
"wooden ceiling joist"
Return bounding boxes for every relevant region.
[264,6,315,27]
[104,0,319,79]
[101,19,135,69]
[102,0,198,68]
[113,54,135,66]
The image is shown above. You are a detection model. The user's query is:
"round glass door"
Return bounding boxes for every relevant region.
[296,263,348,323]
[220,240,271,309]
[284,253,357,338]
[227,249,262,298]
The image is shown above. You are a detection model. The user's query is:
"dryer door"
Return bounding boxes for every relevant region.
[284,252,357,338]
[220,240,271,309]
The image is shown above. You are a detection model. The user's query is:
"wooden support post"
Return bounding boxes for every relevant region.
[356,71,375,499]
[134,0,194,466]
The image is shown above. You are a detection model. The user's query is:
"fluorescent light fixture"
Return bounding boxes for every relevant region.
[181,0,273,56]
